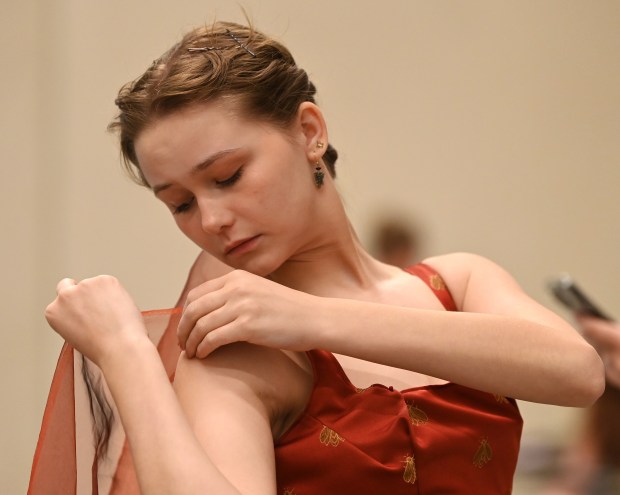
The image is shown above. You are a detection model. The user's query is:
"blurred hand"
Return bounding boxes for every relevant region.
[577,315,620,387]
[45,275,148,367]
[177,270,322,358]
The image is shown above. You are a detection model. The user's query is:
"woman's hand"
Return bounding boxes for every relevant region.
[177,270,321,358]
[45,275,148,367]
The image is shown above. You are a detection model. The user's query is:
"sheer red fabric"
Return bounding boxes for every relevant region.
[28,312,182,495]
[28,251,212,495]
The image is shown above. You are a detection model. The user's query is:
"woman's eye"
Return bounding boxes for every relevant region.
[173,197,195,215]
[215,167,244,187]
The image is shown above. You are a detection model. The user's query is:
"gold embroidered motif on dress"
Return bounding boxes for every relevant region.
[355,386,368,393]
[406,402,429,426]
[283,489,296,495]
[429,274,446,291]
[402,455,417,484]
[319,425,344,447]
[493,394,509,404]
[473,438,493,468]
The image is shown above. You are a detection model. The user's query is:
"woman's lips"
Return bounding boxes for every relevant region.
[225,235,261,256]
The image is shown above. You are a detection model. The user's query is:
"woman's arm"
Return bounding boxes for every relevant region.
[99,341,278,495]
[177,254,604,407]
[316,253,604,406]
[173,343,309,494]
[45,276,277,495]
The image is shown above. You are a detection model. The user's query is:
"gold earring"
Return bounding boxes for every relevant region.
[316,141,324,149]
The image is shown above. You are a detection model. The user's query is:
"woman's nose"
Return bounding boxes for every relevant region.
[197,198,233,234]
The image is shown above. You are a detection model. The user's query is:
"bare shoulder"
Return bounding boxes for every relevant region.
[422,252,575,331]
[421,252,528,312]
[185,251,233,291]
[175,342,309,394]
[195,250,233,280]
[174,343,311,433]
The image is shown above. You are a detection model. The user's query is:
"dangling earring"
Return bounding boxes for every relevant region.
[314,141,325,188]
[314,161,325,188]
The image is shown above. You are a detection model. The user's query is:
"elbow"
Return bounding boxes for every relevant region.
[565,343,606,407]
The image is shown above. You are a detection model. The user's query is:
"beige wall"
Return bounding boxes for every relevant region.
[2,1,619,492]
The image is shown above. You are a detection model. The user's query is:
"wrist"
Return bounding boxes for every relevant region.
[310,295,349,351]
[98,330,155,375]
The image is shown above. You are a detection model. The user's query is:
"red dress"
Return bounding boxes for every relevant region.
[275,264,523,494]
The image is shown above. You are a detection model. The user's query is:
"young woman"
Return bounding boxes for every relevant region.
[36,21,604,494]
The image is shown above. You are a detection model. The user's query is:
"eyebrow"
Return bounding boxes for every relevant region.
[152,148,241,195]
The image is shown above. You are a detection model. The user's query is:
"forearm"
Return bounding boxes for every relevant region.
[100,338,242,495]
[315,298,604,406]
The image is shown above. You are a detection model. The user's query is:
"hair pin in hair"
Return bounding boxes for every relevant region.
[187,46,220,53]
[187,29,256,58]
[225,29,256,57]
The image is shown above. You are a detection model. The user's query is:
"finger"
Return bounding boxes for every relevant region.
[182,274,232,309]
[178,290,228,349]
[56,278,77,294]
[194,320,241,359]
[184,306,236,358]
[578,317,620,351]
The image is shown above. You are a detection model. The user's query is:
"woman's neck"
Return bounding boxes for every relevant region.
[268,220,400,299]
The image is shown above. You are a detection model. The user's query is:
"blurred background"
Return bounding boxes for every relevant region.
[2,1,619,492]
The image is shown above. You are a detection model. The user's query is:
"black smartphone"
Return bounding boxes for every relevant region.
[548,274,614,321]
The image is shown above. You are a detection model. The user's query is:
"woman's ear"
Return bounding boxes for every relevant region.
[297,102,329,160]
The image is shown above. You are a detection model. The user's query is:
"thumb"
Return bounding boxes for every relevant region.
[56,278,77,294]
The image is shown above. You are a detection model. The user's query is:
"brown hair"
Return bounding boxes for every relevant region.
[108,21,338,186]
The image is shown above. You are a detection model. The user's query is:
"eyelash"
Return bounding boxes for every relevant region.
[173,198,194,215]
[215,167,244,187]
[172,167,244,215]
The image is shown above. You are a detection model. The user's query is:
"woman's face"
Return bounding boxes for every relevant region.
[134,100,325,276]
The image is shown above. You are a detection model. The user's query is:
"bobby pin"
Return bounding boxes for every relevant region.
[187,46,220,53]
[225,29,256,57]
[187,29,256,58]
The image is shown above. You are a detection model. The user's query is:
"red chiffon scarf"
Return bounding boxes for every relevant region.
[28,253,214,495]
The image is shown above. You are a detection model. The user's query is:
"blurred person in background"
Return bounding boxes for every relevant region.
[370,217,421,269]
[542,317,620,494]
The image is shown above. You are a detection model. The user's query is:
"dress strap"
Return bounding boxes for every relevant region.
[405,263,458,312]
